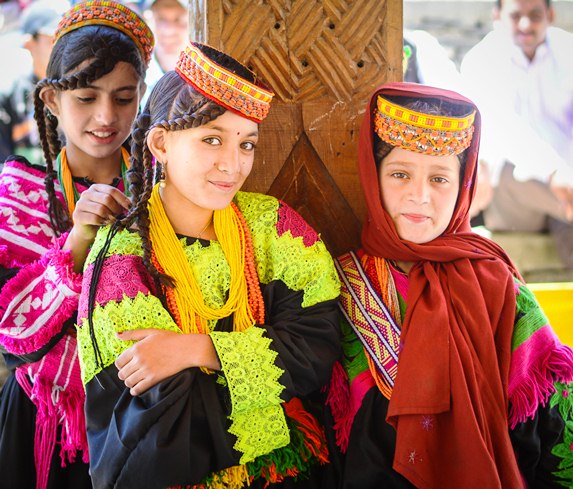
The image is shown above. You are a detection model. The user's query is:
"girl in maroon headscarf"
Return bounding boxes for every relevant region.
[327,82,573,489]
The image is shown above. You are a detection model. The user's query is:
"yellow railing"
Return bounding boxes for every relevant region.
[528,282,573,347]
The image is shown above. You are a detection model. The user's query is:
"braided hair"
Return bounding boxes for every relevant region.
[86,44,258,366]
[34,25,146,235]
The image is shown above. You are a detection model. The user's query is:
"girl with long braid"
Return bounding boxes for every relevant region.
[0,2,153,488]
[75,42,341,488]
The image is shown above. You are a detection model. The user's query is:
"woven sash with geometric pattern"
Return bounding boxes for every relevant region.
[335,251,401,387]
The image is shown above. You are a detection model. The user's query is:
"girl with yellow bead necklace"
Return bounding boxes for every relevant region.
[77,42,341,489]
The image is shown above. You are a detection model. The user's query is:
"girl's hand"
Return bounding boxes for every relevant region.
[63,184,130,271]
[115,329,221,396]
[71,184,131,242]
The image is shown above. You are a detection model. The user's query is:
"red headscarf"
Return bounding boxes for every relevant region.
[359,83,524,488]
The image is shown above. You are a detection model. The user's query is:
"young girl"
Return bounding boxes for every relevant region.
[327,82,573,488]
[0,2,153,488]
[75,42,341,488]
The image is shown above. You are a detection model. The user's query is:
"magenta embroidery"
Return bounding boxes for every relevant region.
[79,254,155,320]
[421,415,434,431]
[0,234,81,355]
[276,203,319,247]
[0,160,58,267]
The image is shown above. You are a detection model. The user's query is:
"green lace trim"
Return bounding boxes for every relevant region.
[512,279,550,351]
[87,195,341,312]
[77,292,180,384]
[86,225,143,266]
[210,327,289,464]
[192,411,327,489]
[550,381,573,486]
[234,192,340,308]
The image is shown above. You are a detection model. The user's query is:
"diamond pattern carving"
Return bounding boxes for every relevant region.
[191,0,402,256]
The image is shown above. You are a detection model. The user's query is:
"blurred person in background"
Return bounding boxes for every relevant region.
[0,0,68,165]
[461,0,573,267]
[141,0,188,107]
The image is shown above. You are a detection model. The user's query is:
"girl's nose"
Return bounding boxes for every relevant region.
[94,99,118,125]
[215,146,241,175]
[408,179,430,204]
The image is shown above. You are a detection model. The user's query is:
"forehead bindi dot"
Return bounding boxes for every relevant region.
[237,132,240,135]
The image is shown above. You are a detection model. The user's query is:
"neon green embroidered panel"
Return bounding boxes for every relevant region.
[512,279,550,351]
[550,381,573,487]
[85,225,143,266]
[234,192,340,308]
[210,326,289,464]
[77,292,180,384]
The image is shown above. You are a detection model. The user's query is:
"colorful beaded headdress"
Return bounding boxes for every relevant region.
[175,43,274,123]
[374,95,476,156]
[54,0,154,66]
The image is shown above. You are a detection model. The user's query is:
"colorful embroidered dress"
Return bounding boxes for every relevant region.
[76,191,341,489]
[0,156,127,488]
[328,251,573,488]
[325,81,573,489]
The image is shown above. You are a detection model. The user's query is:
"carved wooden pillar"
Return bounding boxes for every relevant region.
[187,0,402,257]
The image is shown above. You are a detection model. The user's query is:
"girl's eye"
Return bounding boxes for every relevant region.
[391,171,408,179]
[116,97,135,105]
[76,96,95,103]
[203,137,222,146]
[432,176,448,184]
[241,141,256,151]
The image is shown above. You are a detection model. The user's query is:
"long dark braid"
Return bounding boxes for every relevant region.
[34,26,146,236]
[33,80,71,233]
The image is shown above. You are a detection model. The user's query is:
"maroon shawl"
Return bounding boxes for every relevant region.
[359,83,524,488]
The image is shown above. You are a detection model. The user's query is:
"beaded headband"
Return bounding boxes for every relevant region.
[175,43,274,123]
[54,1,154,67]
[375,95,476,156]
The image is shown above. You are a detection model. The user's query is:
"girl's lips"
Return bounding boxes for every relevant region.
[210,180,236,192]
[87,129,118,145]
[402,213,429,223]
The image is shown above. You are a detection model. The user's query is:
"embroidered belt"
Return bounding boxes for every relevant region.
[335,252,401,387]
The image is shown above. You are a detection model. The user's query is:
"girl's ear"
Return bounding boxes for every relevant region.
[39,87,60,117]
[147,127,168,163]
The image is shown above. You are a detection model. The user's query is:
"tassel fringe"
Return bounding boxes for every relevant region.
[509,342,573,428]
[325,361,353,452]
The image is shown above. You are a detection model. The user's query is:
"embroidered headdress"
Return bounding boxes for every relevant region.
[374,93,476,156]
[54,0,154,66]
[175,43,274,123]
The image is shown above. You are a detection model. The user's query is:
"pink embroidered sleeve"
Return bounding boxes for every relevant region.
[0,233,83,355]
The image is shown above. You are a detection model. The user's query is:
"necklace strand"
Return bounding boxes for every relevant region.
[196,217,212,240]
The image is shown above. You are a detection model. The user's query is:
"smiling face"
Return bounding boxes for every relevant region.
[152,109,259,221]
[43,61,142,167]
[379,147,461,244]
[498,0,553,60]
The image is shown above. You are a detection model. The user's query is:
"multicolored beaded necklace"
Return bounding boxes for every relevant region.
[56,146,131,219]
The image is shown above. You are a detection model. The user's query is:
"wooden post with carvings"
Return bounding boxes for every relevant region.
[187,0,403,257]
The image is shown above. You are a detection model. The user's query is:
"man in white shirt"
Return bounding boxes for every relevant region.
[141,0,189,108]
[461,0,573,267]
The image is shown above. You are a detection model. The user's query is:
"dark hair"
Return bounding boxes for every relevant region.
[33,25,147,235]
[85,44,258,366]
[374,96,471,174]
